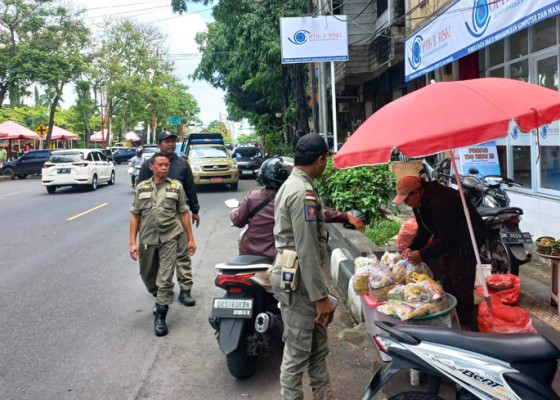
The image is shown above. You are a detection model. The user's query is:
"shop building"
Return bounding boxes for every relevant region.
[327,0,560,238]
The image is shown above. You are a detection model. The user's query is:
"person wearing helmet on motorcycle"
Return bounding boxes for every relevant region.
[129,147,144,188]
[230,157,365,262]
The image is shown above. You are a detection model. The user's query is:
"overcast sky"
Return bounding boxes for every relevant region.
[64,0,239,129]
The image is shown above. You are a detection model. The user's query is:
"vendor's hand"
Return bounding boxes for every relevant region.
[315,297,335,327]
[129,243,139,261]
[192,214,200,228]
[401,248,412,258]
[347,214,366,232]
[406,250,422,264]
[187,240,197,256]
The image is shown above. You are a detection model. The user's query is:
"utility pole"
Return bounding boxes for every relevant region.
[318,0,328,142]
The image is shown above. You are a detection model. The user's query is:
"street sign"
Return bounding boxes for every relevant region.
[35,124,48,137]
[167,116,181,125]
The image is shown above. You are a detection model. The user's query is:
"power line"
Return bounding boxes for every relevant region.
[86,1,169,11]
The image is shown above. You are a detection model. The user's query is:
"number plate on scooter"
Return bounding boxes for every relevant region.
[500,232,532,244]
[211,298,253,319]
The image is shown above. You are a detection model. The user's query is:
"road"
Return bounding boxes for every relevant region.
[0,167,380,400]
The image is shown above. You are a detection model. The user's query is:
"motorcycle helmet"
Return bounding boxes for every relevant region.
[135,147,143,156]
[343,209,366,230]
[258,156,293,189]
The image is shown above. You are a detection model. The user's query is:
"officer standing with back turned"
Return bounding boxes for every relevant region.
[271,133,336,400]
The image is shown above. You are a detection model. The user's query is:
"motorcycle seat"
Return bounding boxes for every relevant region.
[227,255,272,266]
[391,324,560,364]
[477,206,523,217]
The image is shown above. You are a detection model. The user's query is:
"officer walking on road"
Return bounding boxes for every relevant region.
[129,153,196,336]
[137,131,200,306]
[271,133,336,400]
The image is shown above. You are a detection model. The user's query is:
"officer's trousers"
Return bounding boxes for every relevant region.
[280,315,330,400]
[138,239,178,305]
[176,231,193,291]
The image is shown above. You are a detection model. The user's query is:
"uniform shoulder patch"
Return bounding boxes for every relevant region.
[304,191,318,221]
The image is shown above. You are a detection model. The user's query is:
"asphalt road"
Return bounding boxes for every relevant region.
[0,168,380,400]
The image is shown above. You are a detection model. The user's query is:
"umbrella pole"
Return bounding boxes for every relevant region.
[450,150,491,308]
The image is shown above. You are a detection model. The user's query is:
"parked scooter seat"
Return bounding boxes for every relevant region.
[477,206,523,217]
[227,255,272,266]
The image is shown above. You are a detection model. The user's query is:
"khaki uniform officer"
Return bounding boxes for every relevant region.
[130,153,196,337]
[272,133,336,400]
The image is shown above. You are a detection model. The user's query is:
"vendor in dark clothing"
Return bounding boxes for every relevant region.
[393,176,487,329]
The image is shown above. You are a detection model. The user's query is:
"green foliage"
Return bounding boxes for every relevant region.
[264,130,294,158]
[365,219,401,246]
[316,158,396,224]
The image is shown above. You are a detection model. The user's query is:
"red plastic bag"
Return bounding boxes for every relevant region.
[476,274,521,306]
[477,298,536,333]
[397,218,417,250]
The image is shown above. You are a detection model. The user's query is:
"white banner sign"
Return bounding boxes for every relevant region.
[280,16,348,64]
[457,141,501,176]
[405,0,560,81]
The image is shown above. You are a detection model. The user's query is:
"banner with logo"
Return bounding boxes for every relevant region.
[280,16,348,64]
[405,0,560,81]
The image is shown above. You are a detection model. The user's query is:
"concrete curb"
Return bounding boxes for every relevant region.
[0,175,11,182]
[327,223,399,323]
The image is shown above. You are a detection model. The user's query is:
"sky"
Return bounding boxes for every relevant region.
[64,0,248,134]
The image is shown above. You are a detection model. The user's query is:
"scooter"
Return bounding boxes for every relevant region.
[364,321,560,400]
[208,199,283,380]
[128,163,141,189]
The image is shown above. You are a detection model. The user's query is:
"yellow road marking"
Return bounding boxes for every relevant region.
[67,203,109,221]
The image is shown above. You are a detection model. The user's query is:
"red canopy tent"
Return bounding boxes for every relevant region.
[51,126,80,141]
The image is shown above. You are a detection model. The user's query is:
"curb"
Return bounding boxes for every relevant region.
[0,175,11,182]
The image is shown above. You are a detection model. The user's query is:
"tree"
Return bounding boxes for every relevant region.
[170,0,212,14]
[20,4,90,147]
[193,0,310,144]
[0,0,57,107]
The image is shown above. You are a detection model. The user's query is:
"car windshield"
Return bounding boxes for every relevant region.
[233,148,261,158]
[143,147,158,154]
[50,153,83,163]
[191,145,230,159]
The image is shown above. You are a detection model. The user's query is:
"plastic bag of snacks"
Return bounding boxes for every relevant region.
[405,261,433,283]
[380,251,402,267]
[353,254,378,296]
[391,262,407,284]
[368,264,396,302]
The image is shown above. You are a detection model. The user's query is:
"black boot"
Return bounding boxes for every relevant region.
[178,290,196,307]
[154,304,169,337]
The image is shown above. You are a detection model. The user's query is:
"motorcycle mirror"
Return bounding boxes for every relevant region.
[224,199,240,208]
[468,167,479,175]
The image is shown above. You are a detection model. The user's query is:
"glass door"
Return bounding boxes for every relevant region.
[533,50,560,195]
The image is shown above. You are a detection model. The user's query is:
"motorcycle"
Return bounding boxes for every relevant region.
[364,321,560,400]
[208,199,283,380]
[128,163,141,189]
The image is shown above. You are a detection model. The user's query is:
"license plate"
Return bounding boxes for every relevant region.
[211,298,253,319]
[500,232,532,244]
[241,170,253,175]
[210,177,223,183]
[57,168,70,174]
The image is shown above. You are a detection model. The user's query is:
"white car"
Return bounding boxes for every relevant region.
[41,149,116,194]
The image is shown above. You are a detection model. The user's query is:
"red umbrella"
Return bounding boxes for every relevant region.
[0,120,41,140]
[334,78,560,168]
[51,126,80,141]
[334,77,560,302]
[90,131,107,142]
[125,131,141,142]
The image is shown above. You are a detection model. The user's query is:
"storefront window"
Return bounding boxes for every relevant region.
[489,67,504,77]
[513,146,531,187]
[532,17,557,53]
[497,145,508,177]
[489,41,504,66]
[508,29,528,60]
[537,55,559,90]
[510,59,528,81]
[540,145,560,190]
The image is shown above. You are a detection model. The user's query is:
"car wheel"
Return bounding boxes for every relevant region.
[108,171,115,185]
[16,174,28,179]
[231,182,238,191]
[1,167,15,180]
[90,174,98,191]
[46,186,56,194]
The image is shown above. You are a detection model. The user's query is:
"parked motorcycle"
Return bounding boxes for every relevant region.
[364,321,560,400]
[208,199,283,380]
